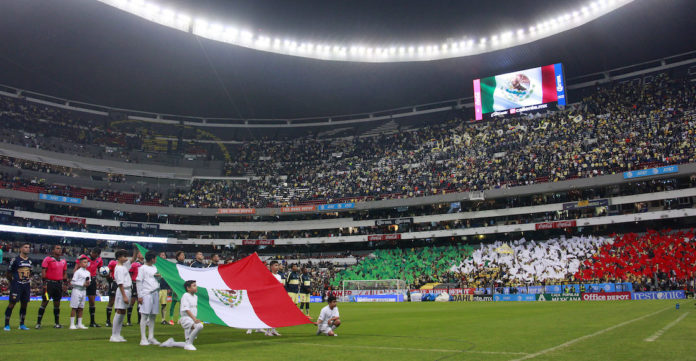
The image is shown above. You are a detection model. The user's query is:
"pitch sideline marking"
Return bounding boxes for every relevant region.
[251,340,528,355]
[509,306,670,361]
[644,311,689,342]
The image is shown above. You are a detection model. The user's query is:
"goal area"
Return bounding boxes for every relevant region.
[340,279,407,302]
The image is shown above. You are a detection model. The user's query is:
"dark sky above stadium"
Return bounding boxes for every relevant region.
[0,0,695,119]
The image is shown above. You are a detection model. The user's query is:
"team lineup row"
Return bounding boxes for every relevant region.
[3,244,342,350]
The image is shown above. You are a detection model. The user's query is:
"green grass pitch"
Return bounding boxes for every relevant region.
[0,300,693,360]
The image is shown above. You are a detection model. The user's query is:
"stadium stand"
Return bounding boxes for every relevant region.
[332,231,695,293]
[1,72,695,208]
[451,236,610,285]
[575,229,696,290]
[331,245,474,288]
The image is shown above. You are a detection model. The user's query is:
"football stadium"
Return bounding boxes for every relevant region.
[0,0,695,360]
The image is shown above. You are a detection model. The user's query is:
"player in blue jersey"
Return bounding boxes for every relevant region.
[4,243,33,331]
[285,264,301,305]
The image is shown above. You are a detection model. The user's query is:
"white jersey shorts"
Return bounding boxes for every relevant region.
[69,288,86,309]
[114,288,132,310]
[179,316,201,330]
[139,291,160,314]
[317,323,337,335]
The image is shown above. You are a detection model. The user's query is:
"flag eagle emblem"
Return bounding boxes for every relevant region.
[213,289,244,308]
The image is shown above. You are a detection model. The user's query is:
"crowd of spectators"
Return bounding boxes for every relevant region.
[0,240,351,297]
[450,236,609,287]
[334,231,696,293]
[331,245,474,289]
[3,229,694,297]
[0,171,164,206]
[575,230,695,291]
[0,240,97,258]
[177,73,696,207]
[0,73,695,208]
[0,186,690,246]
[0,240,112,296]
[0,155,74,177]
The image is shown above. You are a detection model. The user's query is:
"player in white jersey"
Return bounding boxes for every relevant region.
[266,261,282,336]
[69,255,91,330]
[160,280,203,351]
[110,250,133,342]
[136,251,160,346]
[315,295,340,336]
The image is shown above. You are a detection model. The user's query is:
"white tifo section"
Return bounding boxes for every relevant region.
[451,235,609,283]
[175,265,270,329]
[644,312,689,342]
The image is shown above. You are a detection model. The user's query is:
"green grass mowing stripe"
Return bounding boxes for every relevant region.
[509,306,670,361]
[644,311,690,342]
[1,300,692,361]
[245,340,529,355]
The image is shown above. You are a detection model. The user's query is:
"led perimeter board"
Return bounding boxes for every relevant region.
[473,63,566,120]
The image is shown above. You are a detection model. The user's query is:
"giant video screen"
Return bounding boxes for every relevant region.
[473,63,566,120]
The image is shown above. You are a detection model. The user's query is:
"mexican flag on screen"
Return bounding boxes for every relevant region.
[135,244,311,329]
[478,64,558,113]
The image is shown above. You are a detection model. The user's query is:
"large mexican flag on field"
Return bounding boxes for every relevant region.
[477,64,559,114]
[135,244,311,329]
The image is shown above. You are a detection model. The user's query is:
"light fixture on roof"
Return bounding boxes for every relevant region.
[97,0,634,62]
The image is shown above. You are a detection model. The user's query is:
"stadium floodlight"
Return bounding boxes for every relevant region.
[174,13,191,31]
[240,30,254,43]
[96,0,634,62]
[0,224,169,244]
[208,24,224,41]
[161,8,174,21]
[193,18,208,36]
[223,27,239,42]
[256,36,271,48]
[144,3,158,17]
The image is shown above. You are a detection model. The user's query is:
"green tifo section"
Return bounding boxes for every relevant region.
[332,245,474,288]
